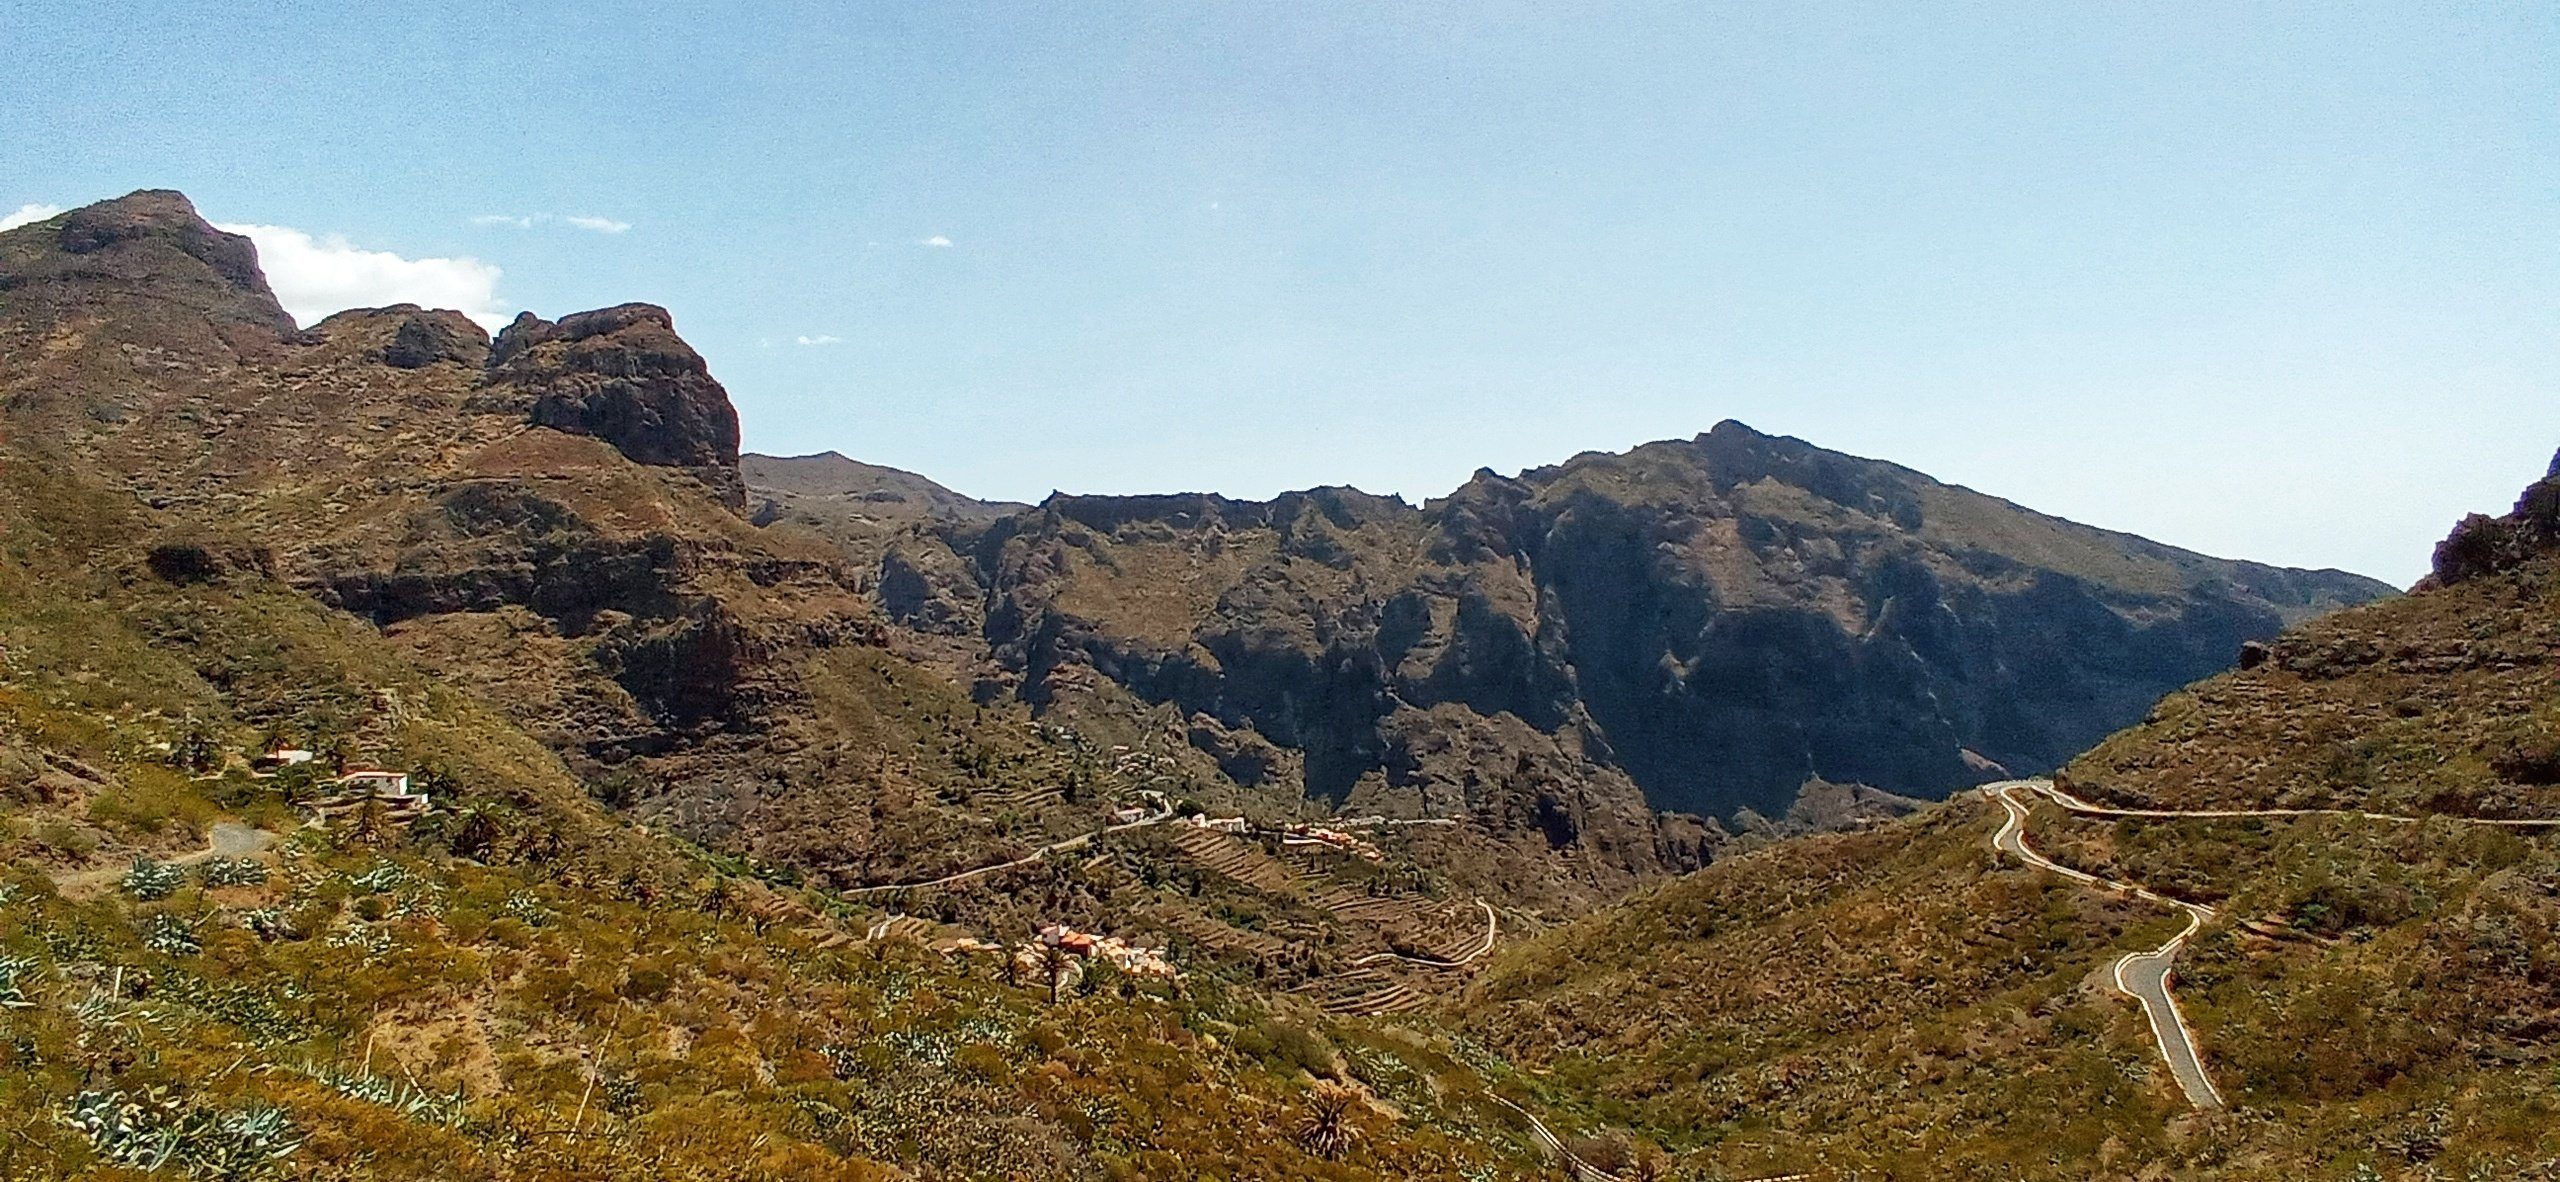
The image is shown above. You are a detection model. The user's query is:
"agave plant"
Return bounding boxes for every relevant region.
[238,907,294,942]
[142,914,202,957]
[294,1060,470,1128]
[345,863,408,894]
[199,857,269,888]
[192,1104,305,1178]
[60,1088,183,1171]
[59,1086,304,1179]
[0,954,38,1009]
[501,889,551,926]
[122,858,187,902]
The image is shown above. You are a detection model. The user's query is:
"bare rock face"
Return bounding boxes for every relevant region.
[944,420,2397,824]
[487,304,745,510]
[309,304,492,369]
[2428,450,2560,586]
[50,190,290,330]
[0,189,297,371]
[383,308,491,369]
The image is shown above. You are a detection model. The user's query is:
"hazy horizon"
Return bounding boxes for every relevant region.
[8,2,2552,586]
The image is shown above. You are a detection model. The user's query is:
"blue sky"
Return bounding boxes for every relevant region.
[5,2,2553,585]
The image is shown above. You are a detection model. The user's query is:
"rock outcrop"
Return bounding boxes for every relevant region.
[40,189,297,341]
[487,304,746,509]
[2427,449,2560,586]
[0,186,2401,919]
[0,190,298,423]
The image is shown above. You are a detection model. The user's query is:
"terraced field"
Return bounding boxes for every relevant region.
[1166,826,1503,1014]
[1296,965,1442,1016]
[1169,826,1299,893]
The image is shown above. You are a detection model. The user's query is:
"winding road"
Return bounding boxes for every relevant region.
[1491,1094,1627,1182]
[1346,899,1499,968]
[50,821,276,892]
[838,803,1173,897]
[1493,1094,1813,1182]
[1988,776,2560,1111]
[1989,782,2223,1109]
[2021,779,2560,829]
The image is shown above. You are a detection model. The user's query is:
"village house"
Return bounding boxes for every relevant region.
[308,766,432,826]
[252,745,315,772]
[336,767,414,796]
[1281,822,1384,862]
[1019,923,1178,981]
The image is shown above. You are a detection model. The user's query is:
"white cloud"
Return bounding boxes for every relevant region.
[470,212,634,234]
[920,234,953,248]
[0,203,65,232]
[215,222,510,331]
[794,334,842,346]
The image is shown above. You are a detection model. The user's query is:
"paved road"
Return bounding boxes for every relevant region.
[839,804,1173,897]
[1493,1093,1814,1182]
[1988,782,2225,1110]
[1992,774,2560,1111]
[50,821,277,892]
[1993,775,2560,1111]
[1490,1095,1626,1182]
[2025,779,2560,828]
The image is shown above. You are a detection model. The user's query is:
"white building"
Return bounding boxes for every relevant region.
[336,768,413,797]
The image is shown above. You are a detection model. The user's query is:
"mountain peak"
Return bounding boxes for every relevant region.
[485,301,745,510]
[0,188,296,347]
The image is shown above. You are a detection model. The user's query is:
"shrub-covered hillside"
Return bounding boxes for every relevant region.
[1456,459,2560,1181]
[0,439,1557,1180]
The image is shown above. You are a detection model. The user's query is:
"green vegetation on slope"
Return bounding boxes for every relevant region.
[0,442,1553,1180]
[1452,463,2560,1180]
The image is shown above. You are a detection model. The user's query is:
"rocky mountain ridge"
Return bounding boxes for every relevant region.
[761,422,2391,822]
[5,189,2389,910]
[0,190,1688,919]
[1455,456,2560,1179]
[0,186,2511,1182]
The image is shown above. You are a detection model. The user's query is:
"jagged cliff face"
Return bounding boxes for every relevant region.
[0,192,879,856]
[488,304,746,509]
[0,188,2390,911]
[840,427,2390,823]
[1445,458,2560,1180]
[0,190,1695,913]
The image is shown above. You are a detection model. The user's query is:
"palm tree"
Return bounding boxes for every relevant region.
[175,724,219,774]
[1039,943,1074,1005]
[449,808,498,863]
[348,786,392,848]
[697,877,735,919]
[1295,1082,1361,1161]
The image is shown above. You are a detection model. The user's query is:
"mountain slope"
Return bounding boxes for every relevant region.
[0,198,1573,1182]
[1455,457,2560,1180]
[5,189,2391,918]
[787,423,2390,827]
[745,451,1024,525]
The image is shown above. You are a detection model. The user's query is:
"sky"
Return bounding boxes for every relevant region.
[3,2,2553,586]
